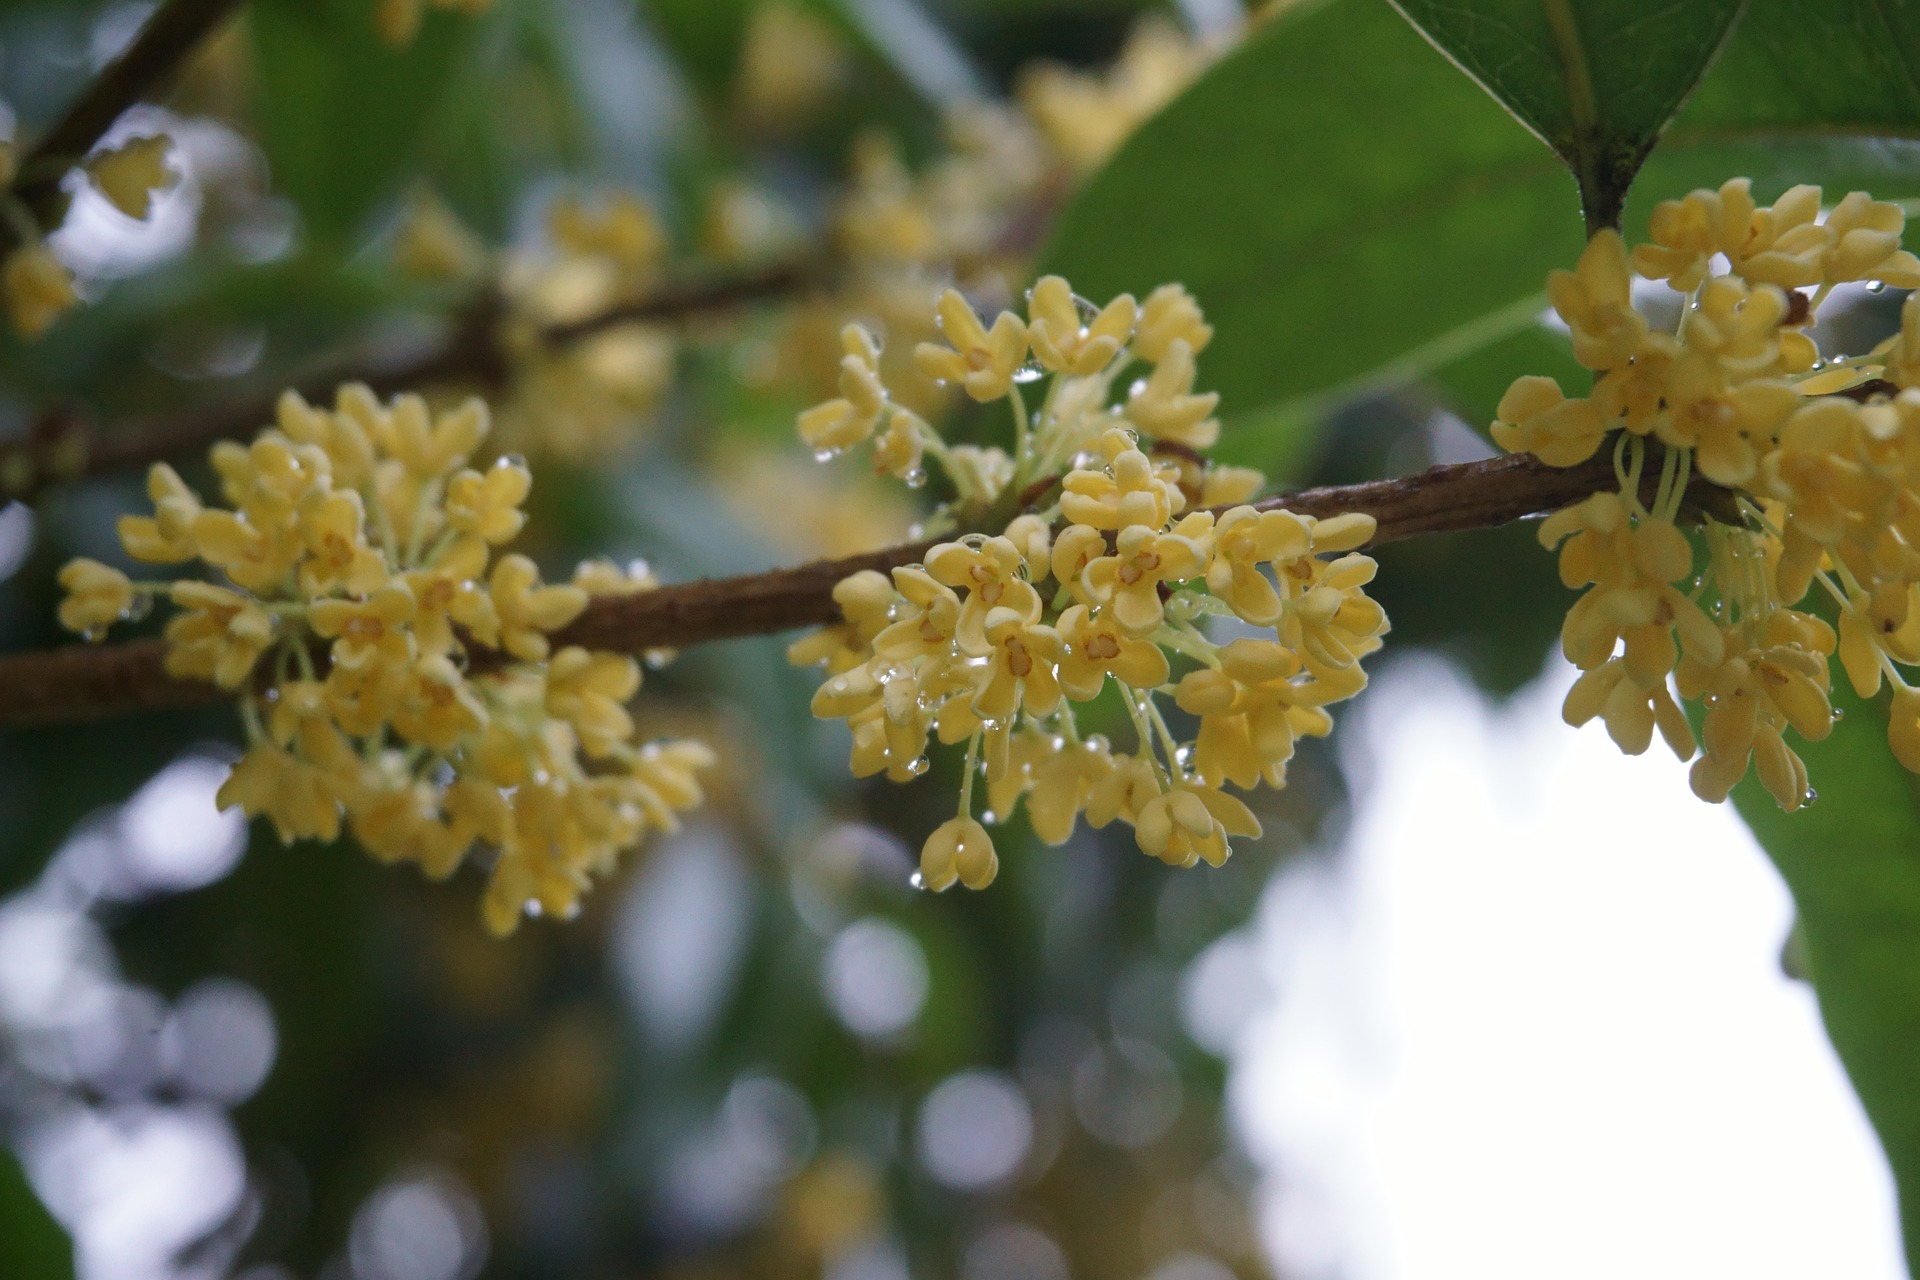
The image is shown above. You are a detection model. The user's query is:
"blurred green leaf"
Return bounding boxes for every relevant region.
[1044,0,1920,470]
[250,0,476,248]
[1732,686,1920,1270]
[1387,0,1745,231]
[0,1147,70,1280]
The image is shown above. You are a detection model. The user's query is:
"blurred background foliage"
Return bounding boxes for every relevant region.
[0,0,1917,1276]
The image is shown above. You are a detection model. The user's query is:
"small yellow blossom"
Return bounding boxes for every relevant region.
[1134,283,1213,364]
[56,559,134,638]
[920,816,997,891]
[4,245,77,340]
[798,325,889,453]
[1027,275,1136,377]
[1126,339,1219,449]
[84,135,174,220]
[914,290,1029,402]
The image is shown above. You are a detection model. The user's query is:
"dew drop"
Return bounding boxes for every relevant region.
[123,594,154,623]
[1086,734,1110,751]
[644,650,671,670]
[1833,354,1850,366]
[1868,281,1889,294]
[81,626,104,643]
[1803,787,1819,807]
[1071,293,1102,326]
[907,523,925,539]
[1012,361,1046,384]
[524,899,544,918]
[1832,707,1846,722]
[1811,358,1828,371]
[499,453,528,470]
[909,871,927,890]
[906,756,930,777]
[814,448,840,464]
[981,810,998,825]
[1128,378,1149,399]
[560,901,582,921]
[903,467,927,489]
[829,678,849,694]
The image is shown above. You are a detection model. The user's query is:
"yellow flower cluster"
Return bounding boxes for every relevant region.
[392,190,677,461]
[57,384,712,934]
[789,279,1387,889]
[760,16,1232,427]
[1495,178,1920,810]
[3,133,175,339]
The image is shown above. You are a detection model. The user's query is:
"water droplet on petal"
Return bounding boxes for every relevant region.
[123,594,154,623]
[1128,378,1148,399]
[904,467,927,489]
[1868,281,1889,294]
[909,871,927,890]
[1832,707,1846,722]
[907,523,925,539]
[524,899,544,918]
[1803,788,1819,806]
[906,756,930,777]
[1011,361,1045,384]
[981,810,998,824]
[500,453,528,470]
[814,448,840,464]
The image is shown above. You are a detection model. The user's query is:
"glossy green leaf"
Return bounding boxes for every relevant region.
[1387,0,1745,231]
[249,0,476,248]
[1043,0,1582,469]
[1045,0,1920,468]
[1731,687,1920,1271]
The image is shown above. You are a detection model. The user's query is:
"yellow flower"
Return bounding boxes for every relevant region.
[986,730,1117,844]
[446,457,533,543]
[84,135,174,220]
[1056,603,1169,700]
[550,191,668,276]
[311,580,418,673]
[1059,441,1183,531]
[1125,338,1219,448]
[1134,283,1212,364]
[788,569,895,673]
[1631,178,1757,291]
[295,487,389,597]
[924,535,1044,653]
[1562,659,1695,759]
[798,325,888,453]
[870,408,926,483]
[4,245,77,339]
[914,289,1029,402]
[393,191,490,283]
[1889,686,1920,773]
[1174,639,1343,789]
[489,554,589,660]
[56,559,134,638]
[1547,230,1647,371]
[118,464,204,563]
[1134,782,1259,869]
[1491,375,1608,467]
[1206,505,1311,624]
[163,582,276,688]
[972,605,1063,724]
[401,535,500,656]
[217,742,342,844]
[1818,190,1920,288]
[365,392,489,480]
[1278,552,1389,679]
[919,816,997,891]
[266,680,359,777]
[1081,514,1213,633]
[545,647,640,757]
[871,566,962,665]
[391,655,488,752]
[1027,276,1136,376]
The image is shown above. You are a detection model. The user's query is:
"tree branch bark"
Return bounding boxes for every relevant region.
[2,0,247,258]
[0,451,1630,729]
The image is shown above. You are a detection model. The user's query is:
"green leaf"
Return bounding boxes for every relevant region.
[1042,0,1583,470]
[1387,0,1746,232]
[1731,686,1920,1271]
[1043,0,1920,466]
[0,1148,70,1280]
[249,0,477,248]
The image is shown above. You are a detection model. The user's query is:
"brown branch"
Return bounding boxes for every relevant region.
[2,0,247,257]
[0,451,1644,729]
[2,259,824,501]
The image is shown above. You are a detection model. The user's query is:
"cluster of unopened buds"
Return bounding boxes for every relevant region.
[57,384,712,934]
[1496,177,1920,810]
[789,276,1390,889]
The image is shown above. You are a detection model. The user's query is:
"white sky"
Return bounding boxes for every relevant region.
[1234,653,1905,1280]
